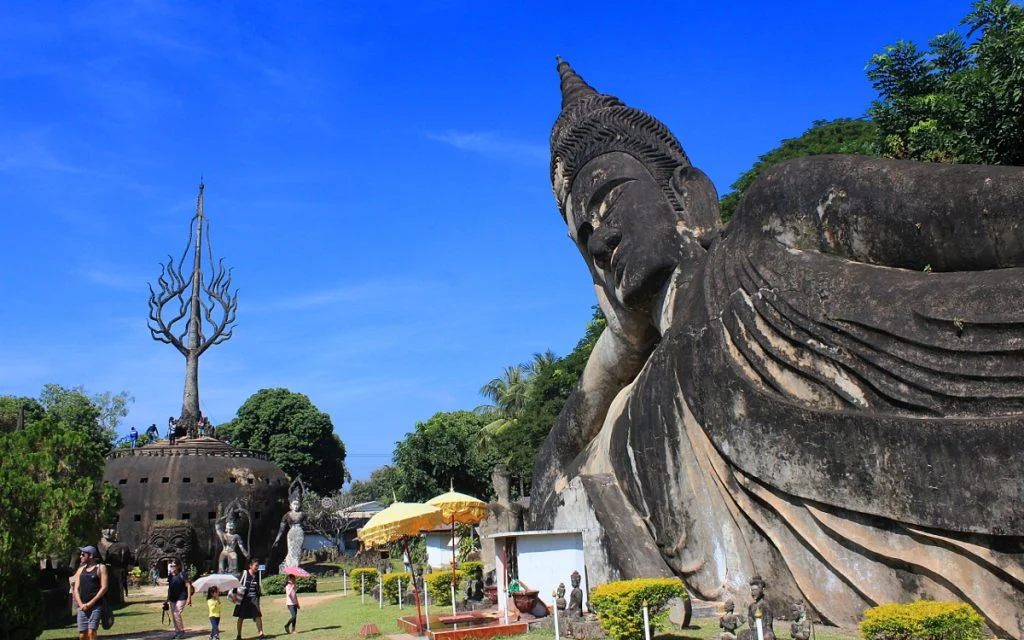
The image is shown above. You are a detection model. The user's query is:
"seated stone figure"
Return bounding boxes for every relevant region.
[528,58,1024,639]
[718,599,743,640]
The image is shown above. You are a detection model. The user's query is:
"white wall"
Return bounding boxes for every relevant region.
[495,532,587,613]
[425,532,456,569]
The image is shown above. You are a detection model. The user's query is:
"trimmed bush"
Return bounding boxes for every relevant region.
[589,578,687,640]
[261,574,318,595]
[860,601,985,640]
[350,568,379,594]
[381,571,412,604]
[425,570,467,606]
[459,560,483,576]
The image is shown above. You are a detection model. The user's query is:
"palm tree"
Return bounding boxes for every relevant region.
[475,351,558,443]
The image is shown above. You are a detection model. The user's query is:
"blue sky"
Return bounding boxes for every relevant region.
[0,0,972,481]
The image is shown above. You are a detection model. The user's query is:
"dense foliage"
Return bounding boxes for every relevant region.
[219,388,348,494]
[867,0,1024,165]
[391,411,495,502]
[347,465,401,505]
[0,385,124,640]
[589,578,687,640]
[860,600,985,640]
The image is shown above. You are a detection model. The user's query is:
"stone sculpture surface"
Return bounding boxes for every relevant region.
[527,58,1024,639]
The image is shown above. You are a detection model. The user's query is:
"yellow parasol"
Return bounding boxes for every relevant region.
[357,501,444,634]
[427,483,489,613]
[359,501,445,549]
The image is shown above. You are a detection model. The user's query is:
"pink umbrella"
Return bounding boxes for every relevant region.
[283,566,310,577]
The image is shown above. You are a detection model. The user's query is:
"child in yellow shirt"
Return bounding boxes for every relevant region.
[206,586,222,640]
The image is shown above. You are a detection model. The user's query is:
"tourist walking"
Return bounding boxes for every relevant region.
[206,586,222,640]
[166,558,193,639]
[72,545,108,640]
[283,574,300,635]
[233,559,265,639]
[129,426,138,448]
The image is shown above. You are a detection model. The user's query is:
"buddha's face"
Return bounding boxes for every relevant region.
[561,152,683,316]
[751,583,762,600]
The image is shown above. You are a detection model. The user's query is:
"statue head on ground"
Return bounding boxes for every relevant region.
[551,58,720,320]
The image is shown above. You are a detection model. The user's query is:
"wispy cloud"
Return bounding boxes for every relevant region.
[249,277,445,313]
[426,130,547,165]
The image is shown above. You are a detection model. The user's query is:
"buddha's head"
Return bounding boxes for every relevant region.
[550,58,721,319]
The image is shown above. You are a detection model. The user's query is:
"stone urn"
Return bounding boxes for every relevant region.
[512,589,541,614]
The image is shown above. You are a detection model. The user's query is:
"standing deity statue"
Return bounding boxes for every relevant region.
[273,477,307,570]
[738,577,775,640]
[216,503,249,575]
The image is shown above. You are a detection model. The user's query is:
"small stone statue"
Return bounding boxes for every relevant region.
[567,570,584,618]
[555,582,567,611]
[718,599,745,640]
[466,567,484,602]
[738,576,775,640]
[789,600,811,640]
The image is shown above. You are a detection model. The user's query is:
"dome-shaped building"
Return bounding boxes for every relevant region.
[104,437,289,574]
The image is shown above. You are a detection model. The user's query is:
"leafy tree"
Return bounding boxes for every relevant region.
[35,384,132,457]
[219,388,348,494]
[866,0,1024,165]
[0,388,121,639]
[347,465,402,505]
[718,119,878,222]
[392,411,496,502]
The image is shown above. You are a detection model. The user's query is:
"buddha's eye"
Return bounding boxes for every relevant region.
[587,178,635,225]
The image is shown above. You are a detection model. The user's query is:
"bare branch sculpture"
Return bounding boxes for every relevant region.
[147,181,238,437]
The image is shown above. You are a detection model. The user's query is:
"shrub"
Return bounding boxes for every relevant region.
[425,570,467,606]
[261,575,318,595]
[589,578,687,640]
[860,601,985,640]
[381,571,412,604]
[349,568,379,594]
[459,560,483,576]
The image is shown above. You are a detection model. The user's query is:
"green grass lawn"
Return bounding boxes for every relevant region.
[40,578,861,640]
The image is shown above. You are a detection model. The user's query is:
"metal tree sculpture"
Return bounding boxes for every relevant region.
[147,181,238,437]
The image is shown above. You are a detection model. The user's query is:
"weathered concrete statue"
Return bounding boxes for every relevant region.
[527,58,1024,639]
[718,600,744,640]
[555,582,567,611]
[788,601,811,640]
[567,570,584,618]
[273,477,307,569]
[216,512,249,575]
[738,576,775,640]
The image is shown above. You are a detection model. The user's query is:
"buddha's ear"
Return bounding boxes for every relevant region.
[670,165,722,247]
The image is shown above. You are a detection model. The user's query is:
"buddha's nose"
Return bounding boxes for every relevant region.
[588,225,621,270]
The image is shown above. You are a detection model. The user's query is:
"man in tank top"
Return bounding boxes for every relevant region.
[72,545,108,640]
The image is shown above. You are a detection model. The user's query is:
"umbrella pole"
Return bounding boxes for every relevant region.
[450,515,457,615]
[404,536,424,636]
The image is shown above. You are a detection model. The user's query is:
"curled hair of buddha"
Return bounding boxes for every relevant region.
[550,58,720,244]
[551,57,690,201]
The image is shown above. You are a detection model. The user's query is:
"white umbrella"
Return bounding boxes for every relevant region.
[192,573,241,593]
